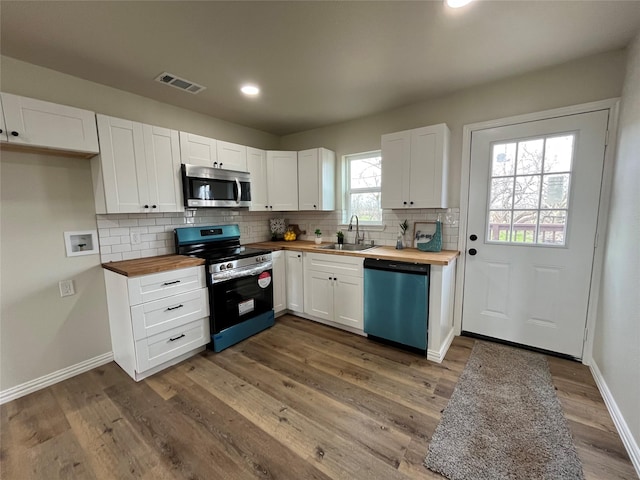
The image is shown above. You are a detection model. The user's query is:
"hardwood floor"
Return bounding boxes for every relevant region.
[1,314,636,479]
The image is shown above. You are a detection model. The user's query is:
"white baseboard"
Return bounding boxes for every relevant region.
[590,360,640,477]
[427,328,456,363]
[0,352,114,405]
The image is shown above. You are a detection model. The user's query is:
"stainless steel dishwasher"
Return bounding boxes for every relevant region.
[363,258,429,353]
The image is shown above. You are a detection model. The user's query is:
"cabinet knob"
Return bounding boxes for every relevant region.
[469,248,478,256]
[469,234,478,241]
[410,201,414,205]
[0,129,3,134]
[152,205,157,209]
[265,205,269,209]
[403,201,407,205]
[143,204,149,209]
[11,131,19,137]
[219,163,223,168]
[313,205,317,209]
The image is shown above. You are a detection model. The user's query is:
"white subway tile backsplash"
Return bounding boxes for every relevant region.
[96,208,460,262]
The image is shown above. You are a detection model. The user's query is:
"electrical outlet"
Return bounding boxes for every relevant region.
[131,232,141,245]
[59,279,75,297]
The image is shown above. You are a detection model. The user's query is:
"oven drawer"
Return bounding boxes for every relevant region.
[135,318,209,373]
[127,266,205,305]
[130,287,209,341]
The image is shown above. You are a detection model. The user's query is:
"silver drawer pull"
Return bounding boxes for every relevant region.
[169,333,186,342]
[166,304,184,311]
[163,280,181,286]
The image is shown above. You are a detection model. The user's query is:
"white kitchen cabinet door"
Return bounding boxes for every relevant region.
[409,125,449,208]
[179,131,217,167]
[381,130,410,209]
[96,114,149,213]
[217,140,247,171]
[247,147,269,211]
[381,123,449,209]
[303,269,333,321]
[0,92,99,154]
[285,251,304,313]
[0,99,7,142]
[272,251,287,314]
[333,275,364,330]
[143,124,183,213]
[298,147,335,211]
[267,150,298,211]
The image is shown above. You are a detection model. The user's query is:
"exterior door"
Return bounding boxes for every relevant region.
[462,109,609,358]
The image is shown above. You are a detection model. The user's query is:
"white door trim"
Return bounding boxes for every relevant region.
[454,98,620,365]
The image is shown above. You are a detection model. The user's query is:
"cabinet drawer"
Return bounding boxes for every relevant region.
[128,266,205,305]
[304,252,363,277]
[135,318,209,373]
[130,288,209,341]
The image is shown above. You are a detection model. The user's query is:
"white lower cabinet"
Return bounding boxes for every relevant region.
[272,251,287,315]
[286,250,304,313]
[104,265,209,381]
[303,252,363,331]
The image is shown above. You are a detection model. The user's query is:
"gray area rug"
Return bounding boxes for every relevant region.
[425,341,585,480]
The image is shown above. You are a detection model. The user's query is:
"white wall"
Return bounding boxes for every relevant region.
[280,49,628,208]
[592,32,640,461]
[0,152,112,391]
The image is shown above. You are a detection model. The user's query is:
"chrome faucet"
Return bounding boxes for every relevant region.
[348,215,365,244]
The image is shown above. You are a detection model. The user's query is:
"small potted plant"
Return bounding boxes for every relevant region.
[336,230,344,245]
[314,228,322,245]
[397,219,409,250]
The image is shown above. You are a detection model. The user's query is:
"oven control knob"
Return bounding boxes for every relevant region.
[219,264,226,270]
[226,263,233,269]
[256,256,262,263]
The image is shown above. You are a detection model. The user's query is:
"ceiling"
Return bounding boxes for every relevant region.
[2,1,640,136]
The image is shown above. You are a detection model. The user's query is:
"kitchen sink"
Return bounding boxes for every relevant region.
[318,243,375,252]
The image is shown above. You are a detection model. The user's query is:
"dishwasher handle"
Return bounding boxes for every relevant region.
[363,258,429,275]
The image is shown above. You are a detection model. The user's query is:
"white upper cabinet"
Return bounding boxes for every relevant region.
[143,125,183,213]
[247,147,269,211]
[381,123,450,209]
[179,131,217,167]
[298,147,335,211]
[0,92,98,155]
[216,140,247,171]
[93,114,183,214]
[266,150,299,211]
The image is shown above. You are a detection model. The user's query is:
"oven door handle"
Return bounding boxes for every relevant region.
[235,178,242,204]
[211,262,272,283]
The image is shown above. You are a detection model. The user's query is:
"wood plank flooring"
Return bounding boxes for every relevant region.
[1,315,637,479]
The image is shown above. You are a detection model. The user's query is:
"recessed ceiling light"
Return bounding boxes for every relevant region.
[446,0,473,8]
[241,85,260,96]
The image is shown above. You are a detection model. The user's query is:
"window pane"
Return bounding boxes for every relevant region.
[350,192,382,222]
[490,177,514,209]
[544,135,574,173]
[488,210,512,242]
[538,210,567,245]
[512,211,538,243]
[516,139,544,175]
[350,157,381,189]
[513,175,540,209]
[541,174,570,209]
[491,142,516,177]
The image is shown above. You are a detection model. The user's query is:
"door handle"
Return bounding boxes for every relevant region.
[235,178,242,204]
[469,248,478,256]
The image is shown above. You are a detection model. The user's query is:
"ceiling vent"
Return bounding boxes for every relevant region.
[155,72,206,94]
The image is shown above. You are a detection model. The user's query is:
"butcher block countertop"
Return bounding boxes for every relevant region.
[102,254,205,277]
[248,241,459,266]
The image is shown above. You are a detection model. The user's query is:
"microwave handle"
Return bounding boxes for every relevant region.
[235,178,242,204]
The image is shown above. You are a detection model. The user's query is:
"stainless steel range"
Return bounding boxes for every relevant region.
[175,224,274,352]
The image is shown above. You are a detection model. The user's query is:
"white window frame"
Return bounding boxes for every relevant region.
[343,150,383,225]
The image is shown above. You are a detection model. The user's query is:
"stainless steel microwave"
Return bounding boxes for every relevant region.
[181,164,251,208]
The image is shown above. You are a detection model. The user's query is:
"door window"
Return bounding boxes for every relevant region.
[487,134,574,246]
